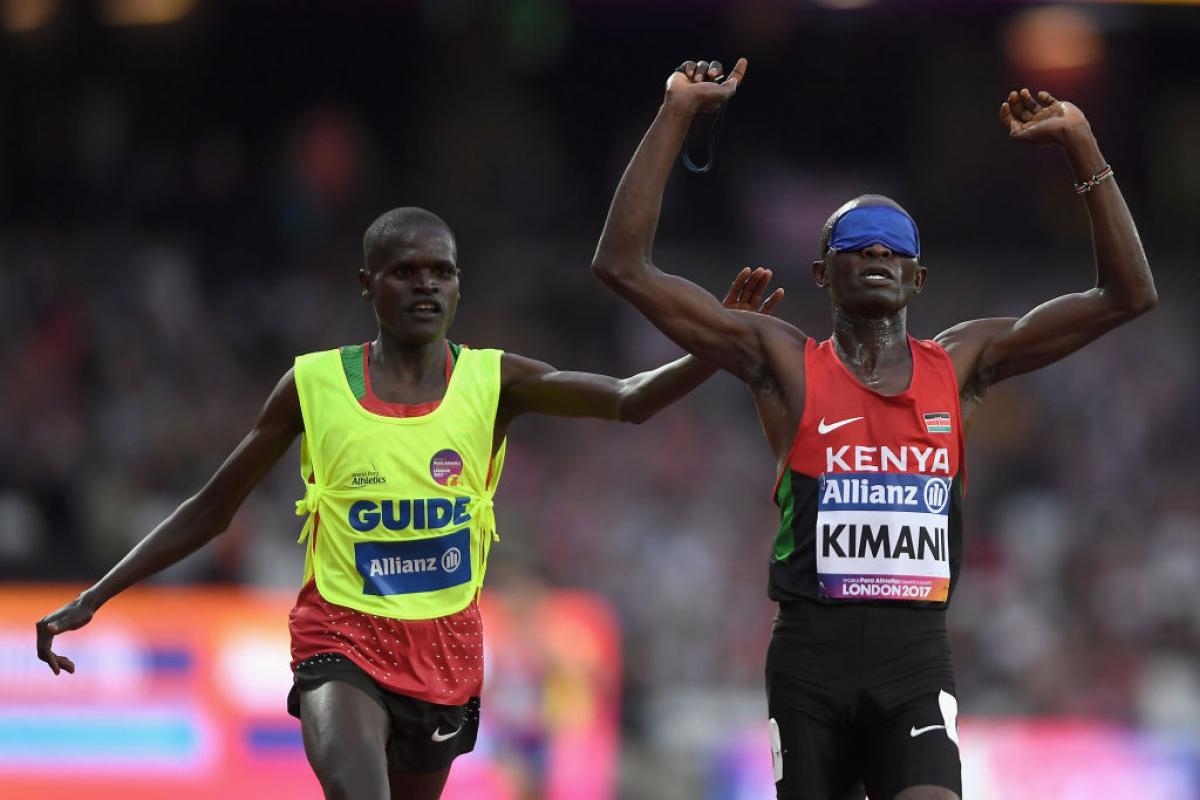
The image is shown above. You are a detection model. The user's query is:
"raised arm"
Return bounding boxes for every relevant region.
[498,267,782,432]
[35,370,304,675]
[938,89,1157,399]
[591,58,800,384]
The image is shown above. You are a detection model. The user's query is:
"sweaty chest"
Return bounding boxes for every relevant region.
[839,360,911,396]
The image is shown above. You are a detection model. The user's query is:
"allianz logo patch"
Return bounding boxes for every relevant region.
[820,472,951,515]
[355,528,471,596]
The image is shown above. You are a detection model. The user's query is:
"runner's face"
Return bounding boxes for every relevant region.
[361,226,460,344]
[817,242,926,317]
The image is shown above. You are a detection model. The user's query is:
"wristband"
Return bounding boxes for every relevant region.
[1073,164,1113,194]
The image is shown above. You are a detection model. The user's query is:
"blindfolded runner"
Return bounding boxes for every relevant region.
[591,58,1156,800]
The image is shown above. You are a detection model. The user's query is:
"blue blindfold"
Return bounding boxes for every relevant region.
[828,205,920,258]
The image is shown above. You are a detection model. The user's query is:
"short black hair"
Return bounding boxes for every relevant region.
[819,194,913,257]
[362,207,455,264]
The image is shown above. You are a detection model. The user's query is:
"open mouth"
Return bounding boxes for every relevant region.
[408,300,442,316]
[860,266,895,285]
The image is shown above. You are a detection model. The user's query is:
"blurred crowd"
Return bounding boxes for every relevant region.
[2,0,1199,762]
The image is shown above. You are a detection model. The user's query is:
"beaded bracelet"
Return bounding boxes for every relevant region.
[1074,164,1114,194]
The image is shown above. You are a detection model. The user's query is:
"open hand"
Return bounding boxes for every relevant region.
[723,267,784,315]
[1000,88,1091,146]
[35,595,97,675]
[665,58,747,115]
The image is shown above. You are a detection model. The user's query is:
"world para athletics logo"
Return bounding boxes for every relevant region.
[430,449,465,486]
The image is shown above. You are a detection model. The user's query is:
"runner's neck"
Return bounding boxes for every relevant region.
[830,308,910,384]
[369,332,448,387]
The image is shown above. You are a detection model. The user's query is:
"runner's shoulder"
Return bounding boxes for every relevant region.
[934,317,1017,351]
[499,351,553,377]
[748,313,808,347]
[934,317,1019,393]
[748,317,808,393]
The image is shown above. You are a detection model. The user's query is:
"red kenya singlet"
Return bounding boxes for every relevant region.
[771,336,966,607]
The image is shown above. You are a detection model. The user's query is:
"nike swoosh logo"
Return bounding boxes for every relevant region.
[431,722,464,743]
[910,724,946,738]
[817,416,864,434]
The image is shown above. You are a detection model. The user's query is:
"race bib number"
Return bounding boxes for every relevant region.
[356,528,472,596]
[816,472,951,602]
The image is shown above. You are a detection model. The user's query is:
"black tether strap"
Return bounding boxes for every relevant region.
[681,102,727,174]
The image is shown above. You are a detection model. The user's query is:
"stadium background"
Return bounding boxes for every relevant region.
[1,0,1198,797]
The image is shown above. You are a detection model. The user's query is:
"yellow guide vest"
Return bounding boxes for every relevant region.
[292,344,506,620]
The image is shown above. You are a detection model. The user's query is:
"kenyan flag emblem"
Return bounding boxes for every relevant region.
[924,412,952,434]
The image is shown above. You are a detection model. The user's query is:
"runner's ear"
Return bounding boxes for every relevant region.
[913,265,928,294]
[811,260,829,288]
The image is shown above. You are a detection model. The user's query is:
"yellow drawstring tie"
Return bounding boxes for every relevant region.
[469,491,500,594]
[294,483,323,543]
[468,493,499,542]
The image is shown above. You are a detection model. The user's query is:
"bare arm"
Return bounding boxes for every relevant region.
[939,89,1157,398]
[591,58,802,384]
[35,370,304,674]
[498,267,782,430]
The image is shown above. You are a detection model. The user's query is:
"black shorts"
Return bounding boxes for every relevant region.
[287,653,480,772]
[766,601,961,800]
